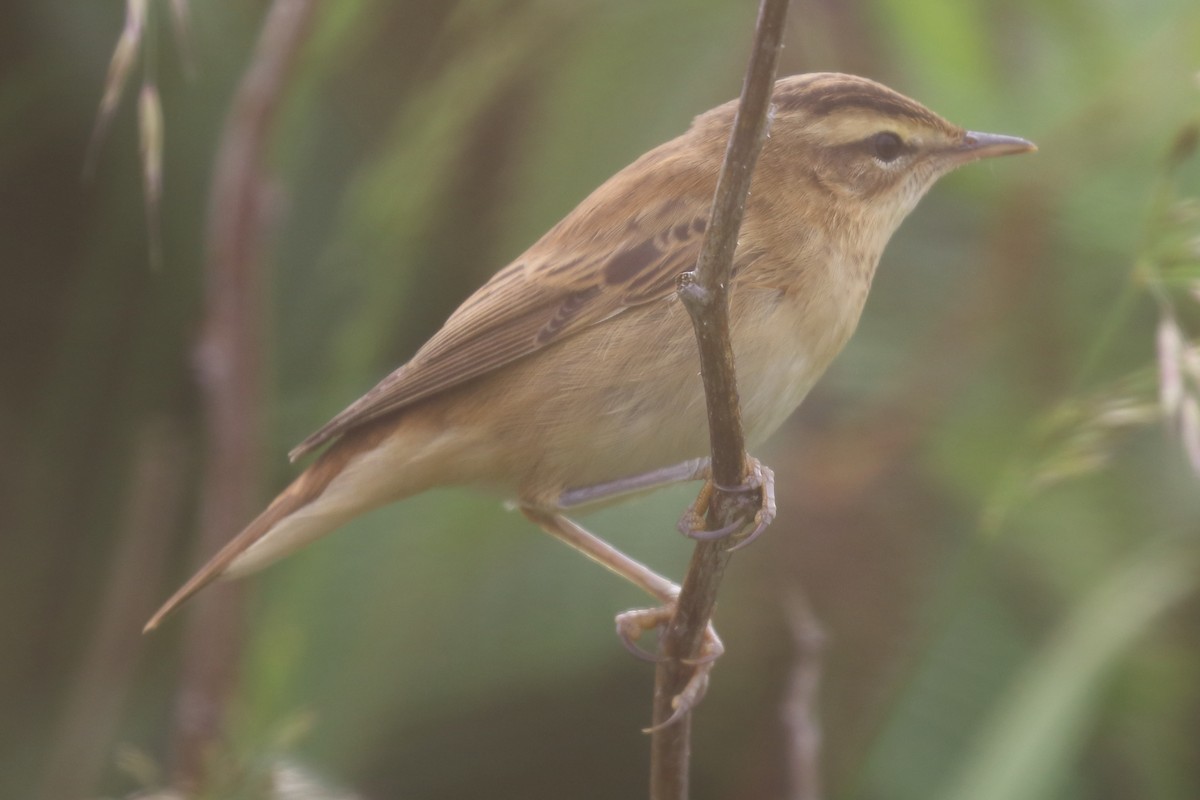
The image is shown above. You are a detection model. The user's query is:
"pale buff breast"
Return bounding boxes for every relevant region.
[732,273,870,449]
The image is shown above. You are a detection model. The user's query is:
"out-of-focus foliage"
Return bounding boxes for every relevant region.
[2,1,1198,798]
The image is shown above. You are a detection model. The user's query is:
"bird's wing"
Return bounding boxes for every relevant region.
[289,198,710,460]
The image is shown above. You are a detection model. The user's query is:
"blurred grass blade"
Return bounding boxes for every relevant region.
[84,0,146,177]
[113,743,162,789]
[934,542,1198,800]
[981,379,1158,534]
[1166,123,1199,167]
[138,82,164,269]
[1181,397,1200,475]
[1157,316,1184,420]
[168,0,197,79]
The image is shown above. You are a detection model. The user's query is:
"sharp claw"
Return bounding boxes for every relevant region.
[615,608,671,663]
[728,462,777,551]
[681,627,725,665]
[616,605,719,665]
[727,510,773,553]
[726,521,766,551]
[678,458,776,549]
[679,516,742,541]
[642,663,713,733]
[618,606,721,732]
[643,702,690,734]
[617,626,664,662]
[676,477,714,540]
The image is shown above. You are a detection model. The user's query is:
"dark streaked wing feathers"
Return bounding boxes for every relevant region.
[289,201,707,460]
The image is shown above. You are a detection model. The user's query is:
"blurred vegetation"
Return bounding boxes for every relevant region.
[2,0,1198,798]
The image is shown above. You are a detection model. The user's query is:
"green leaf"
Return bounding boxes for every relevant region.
[934,541,1198,800]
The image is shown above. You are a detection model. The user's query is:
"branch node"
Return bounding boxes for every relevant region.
[676,271,711,312]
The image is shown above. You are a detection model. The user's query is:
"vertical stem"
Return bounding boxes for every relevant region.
[169,0,318,788]
[648,0,790,797]
[38,421,187,800]
[782,594,826,800]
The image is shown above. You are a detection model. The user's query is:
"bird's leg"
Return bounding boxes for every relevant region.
[520,507,679,605]
[555,454,776,552]
[677,455,776,551]
[522,455,773,726]
[519,506,723,728]
[555,457,711,509]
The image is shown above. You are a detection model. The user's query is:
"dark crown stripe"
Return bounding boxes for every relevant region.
[773,77,954,134]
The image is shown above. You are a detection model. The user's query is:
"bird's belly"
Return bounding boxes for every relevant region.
[461,287,853,502]
[733,281,865,448]
[738,348,819,448]
[543,335,818,492]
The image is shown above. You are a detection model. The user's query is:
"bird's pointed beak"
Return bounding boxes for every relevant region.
[950,130,1037,164]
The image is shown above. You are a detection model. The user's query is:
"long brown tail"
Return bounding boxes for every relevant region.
[144,421,394,632]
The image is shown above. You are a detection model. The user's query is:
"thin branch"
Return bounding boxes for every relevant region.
[170,0,318,789]
[38,421,187,800]
[648,0,790,797]
[782,592,826,800]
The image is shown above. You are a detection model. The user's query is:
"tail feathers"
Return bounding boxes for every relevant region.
[144,411,468,633]
[143,472,326,633]
[142,420,393,633]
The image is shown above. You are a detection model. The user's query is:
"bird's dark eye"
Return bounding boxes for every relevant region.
[868,131,905,163]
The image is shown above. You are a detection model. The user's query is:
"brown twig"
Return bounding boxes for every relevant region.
[782,592,826,800]
[648,0,790,797]
[38,421,187,800]
[170,0,318,789]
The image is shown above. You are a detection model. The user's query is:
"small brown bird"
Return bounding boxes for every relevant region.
[146,73,1034,633]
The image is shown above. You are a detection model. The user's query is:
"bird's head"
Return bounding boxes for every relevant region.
[701,73,1036,237]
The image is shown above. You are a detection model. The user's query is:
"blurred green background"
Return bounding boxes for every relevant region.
[3,1,1199,798]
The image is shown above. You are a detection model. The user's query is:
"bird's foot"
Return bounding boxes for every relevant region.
[677,456,776,551]
[615,603,724,731]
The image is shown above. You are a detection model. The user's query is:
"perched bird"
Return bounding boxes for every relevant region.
[146,73,1034,633]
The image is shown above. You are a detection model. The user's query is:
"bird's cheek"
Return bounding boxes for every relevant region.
[894,170,936,217]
